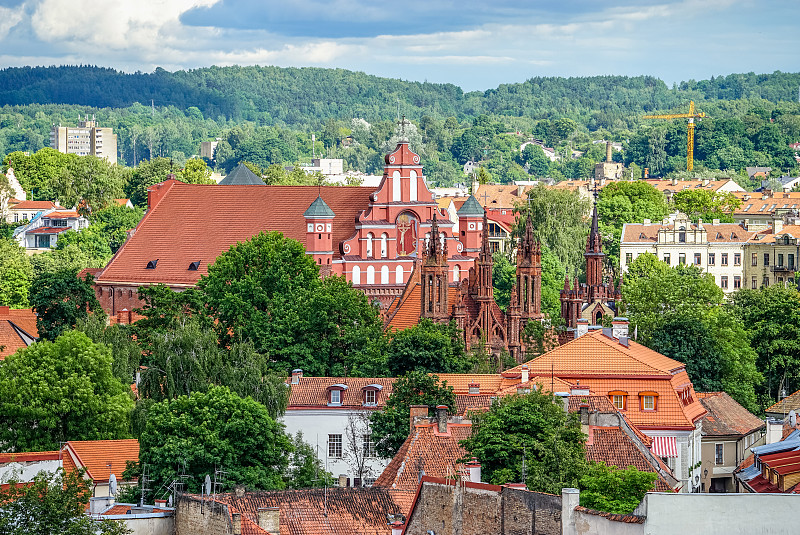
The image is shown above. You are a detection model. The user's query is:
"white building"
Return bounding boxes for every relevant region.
[13,208,89,251]
[51,116,117,164]
[280,371,395,487]
[621,212,756,293]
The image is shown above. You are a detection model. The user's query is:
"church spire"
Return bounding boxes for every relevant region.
[585,187,604,287]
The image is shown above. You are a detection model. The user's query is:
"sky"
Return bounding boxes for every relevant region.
[0,0,797,91]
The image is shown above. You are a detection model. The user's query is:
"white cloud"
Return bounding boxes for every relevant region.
[0,4,25,40]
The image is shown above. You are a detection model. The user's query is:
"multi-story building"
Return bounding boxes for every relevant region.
[13,208,89,251]
[620,213,757,292]
[50,116,118,164]
[731,191,800,230]
[744,224,800,289]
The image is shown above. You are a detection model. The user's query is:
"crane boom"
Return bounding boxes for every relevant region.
[643,101,706,172]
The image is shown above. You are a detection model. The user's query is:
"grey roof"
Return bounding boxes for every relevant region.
[303,196,335,218]
[219,163,265,185]
[746,166,772,178]
[457,195,485,217]
[750,434,800,457]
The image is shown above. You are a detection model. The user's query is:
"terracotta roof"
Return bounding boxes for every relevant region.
[62,439,139,483]
[642,178,740,193]
[0,451,59,463]
[573,506,646,524]
[114,199,131,206]
[27,227,71,234]
[471,184,534,209]
[749,225,800,244]
[733,192,800,216]
[384,263,461,331]
[700,392,764,437]
[585,427,672,492]
[766,387,800,415]
[8,200,58,210]
[45,211,80,218]
[455,394,494,415]
[101,504,171,515]
[621,222,755,243]
[286,377,395,409]
[0,307,38,359]
[207,487,403,535]
[760,450,800,476]
[433,374,506,394]
[95,182,374,286]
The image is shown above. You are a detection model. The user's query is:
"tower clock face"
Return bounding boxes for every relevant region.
[469,222,476,230]
[316,224,325,232]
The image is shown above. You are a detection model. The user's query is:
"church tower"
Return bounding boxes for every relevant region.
[420,213,450,322]
[585,193,605,295]
[304,195,335,276]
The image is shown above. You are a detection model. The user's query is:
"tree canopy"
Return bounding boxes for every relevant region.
[578,462,657,514]
[29,269,100,341]
[0,238,32,308]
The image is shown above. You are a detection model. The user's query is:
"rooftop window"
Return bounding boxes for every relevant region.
[146,259,158,269]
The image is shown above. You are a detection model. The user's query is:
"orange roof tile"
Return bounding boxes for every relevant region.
[642,178,740,193]
[8,200,59,210]
[766,387,800,415]
[287,377,395,409]
[0,451,60,463]
[0,307,38,360]
[62,439,139,483]
[471,184,534,210]
[622,222,755,243]
[700,392,764,437]
[101,504,171,515]
[586,427,672,491]
[45,211,80,218]
[95,182,374,286]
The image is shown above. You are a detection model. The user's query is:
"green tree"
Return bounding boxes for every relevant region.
[578,462,657,514]
[460,391,586,493]
[125,157,172,207]
[284,432,335,489]
[29,270,100,341]
[88,204,145,251]
[0,238,33,308]
[29,242,107,276]
[492,251,516,312]
[0,468,129,535]
[76,314,141,385]
[672,189,742,223]
[53,156,125,215]
[370,371,456,458]
[644,129,667,177]
[138,386,292,495]
[131,284,211,354]
[0,330,133,452]
[518,186,590,276]
[53,228,113,265]
[520,144,551,176]
[178,158,215,184]
[386,319,471,376]
[2,148,75,199]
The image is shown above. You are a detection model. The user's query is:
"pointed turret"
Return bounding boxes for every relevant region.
[584,194,605,288]
[304,195,335,270]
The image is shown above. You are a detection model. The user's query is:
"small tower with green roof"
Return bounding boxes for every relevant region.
[304,195,335,270]
[457,195,485,254]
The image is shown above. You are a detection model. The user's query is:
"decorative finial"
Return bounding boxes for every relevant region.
[398,115,411,142]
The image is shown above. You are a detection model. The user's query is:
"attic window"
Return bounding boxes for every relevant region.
[146,259,158,269]
[188,261,201,271]
[639,233,647,239]
[730,233,737,240]
[716,232,723,239]
[362,384,383,406]
[745,204,753,211]
[327,384,348,406]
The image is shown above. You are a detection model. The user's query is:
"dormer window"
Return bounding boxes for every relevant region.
[609,390,627,410]
[327,384,348,406]
[361,384,383,406]
[146,259,158,269]
[188,261,200,271]
[331,390,341,404]
[639,391,659,411]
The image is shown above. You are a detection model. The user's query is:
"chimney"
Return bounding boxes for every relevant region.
[389,520,405,535]
[671,177,678,186]
[697,218,703,230]
[579,402,590,425]
[743,194,751,201]
[154,499,167,508]
[232,513,242,535]
[466,457,482,483]
[435,405,448,433]
[234,485,245,498]
[774,217,784,233]
[702,178,710,187]
[409,405,428,433]
[0,306,8,315]
[291,369,303,385]
[713,218,721,225]
[468,382,480,395]
[606,141,613,163]
[643,218,651,225]
[472,178,480,195]
[766,418,783,445]
[517,184,525,197]
[611,317,629,339]
[575,319,589,338]
[644,167,649,178]
[521,364,529,384]
[570,381,590,397]
[89,496,115,514]
[258,507,280,534]
[338,474,348,487]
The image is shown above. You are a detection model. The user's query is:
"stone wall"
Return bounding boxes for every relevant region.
[175,495,232,535]
[403,479,561,535]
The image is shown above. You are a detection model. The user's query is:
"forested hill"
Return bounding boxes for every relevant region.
[1,65,799,126]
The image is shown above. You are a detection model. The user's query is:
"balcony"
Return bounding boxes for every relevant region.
[771,265,796,273]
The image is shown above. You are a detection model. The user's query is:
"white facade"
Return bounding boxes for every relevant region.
[13,209,89,251]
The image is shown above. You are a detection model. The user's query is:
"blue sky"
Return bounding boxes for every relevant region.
[0,0,797,91]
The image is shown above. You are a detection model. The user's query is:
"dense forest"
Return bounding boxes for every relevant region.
[1,66,799,186]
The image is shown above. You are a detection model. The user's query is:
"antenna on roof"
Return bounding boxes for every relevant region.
[139,463,151,507]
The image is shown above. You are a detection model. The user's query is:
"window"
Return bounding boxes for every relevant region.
[363,434,376,458]
[625,253,633,265]
[51,219,68,227]
[752,277,758,289]
[330,389,341,404]
[721,253,728,266]
[790,254,795,270]
[328,434,342,458]
[365,233,374,258]
[778,254,784,268]
[663,253,671,265]
[694,253,701,265]
[721,276,728,289]
[764,253,770,266]
[734,253,741,266]
[679,253,686,265]
[364,389,377,405]
[679,231,686,243]
[642,395,655,410]
[613,395,625,410]
[708,253,715,265]
[734,276,741,289]
[380,233,388,258]
[715,443,724,465]
[763,276,770,288]
[752,253,758,267]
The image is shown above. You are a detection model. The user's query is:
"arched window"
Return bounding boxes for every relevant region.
[395,265,404,284]
[453,265,460,282]
[366,265,375,284]
[380,233,388,258]
[425,232,430,248]
[409,170,418,201]
[351,265,361,285]
[365,233,374,258]
[380,265,389,284]
[427,275,434,312]
[392,170,401,201]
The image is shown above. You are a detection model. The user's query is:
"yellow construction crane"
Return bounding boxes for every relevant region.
[643,101,706,172]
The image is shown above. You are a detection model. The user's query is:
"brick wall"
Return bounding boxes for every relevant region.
[404,480,561,535]
[175,495,232,535]
[96,283,146,317]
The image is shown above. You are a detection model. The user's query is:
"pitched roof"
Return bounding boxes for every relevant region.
[303,196,335,218]
[206,487,403,535]
[766,387,800,415]
[8,200,58,210]
[642,178,741,193]
[95,182,374,286]
[471,184,534,209]
[733,193,800,217]
[585,427,673,492]
[62,439,139,483]
[621,222,755,243]
[700,392,764,437]
[456,195,484,217]
[45,211,80,219]
[0,307,38,360]
[287,377,395,409]
[219,163,266,185]
[749,225,800,244]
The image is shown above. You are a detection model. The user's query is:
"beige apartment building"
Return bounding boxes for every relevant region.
[50,116,117,164]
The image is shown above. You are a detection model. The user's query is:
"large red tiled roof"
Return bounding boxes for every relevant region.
[0,307,38,360]
[700,392,764,437]
[0,451,59,463]
[62,439,139,483]
[95,182,374,286]
[209,487,403,535]
[586,427,672,492]
[286,377,395,409]
[766,387,800,415]
[8,200,58,210]
[621,222,755,243]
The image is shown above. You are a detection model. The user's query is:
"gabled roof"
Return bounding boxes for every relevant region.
[303,196,335,218]
[700,392,764,437]
[586,427,673,492]
[456,195,484,217]
[219,163,266,185]
[61,439,139,483]
[95,182,374,286]
[0,307,38,360]
[767,387,800,415]
[8,200,59,210]
[287,377,395,409]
